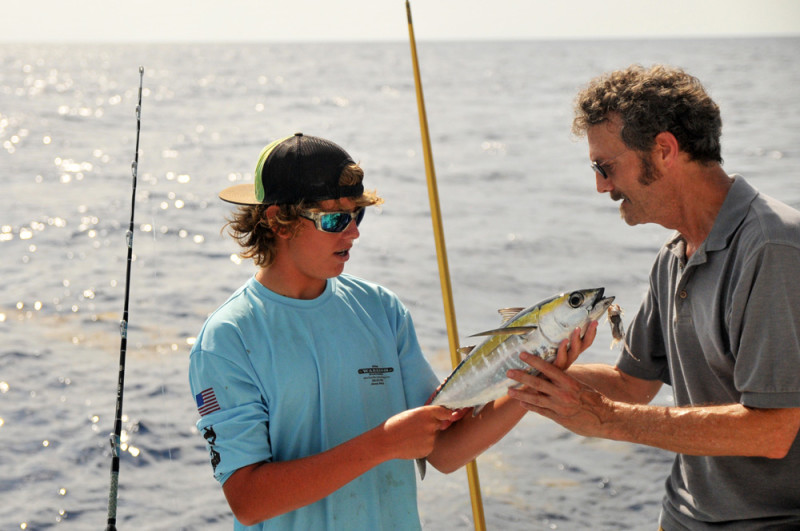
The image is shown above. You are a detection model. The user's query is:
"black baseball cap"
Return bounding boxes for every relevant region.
[218,133,364,205]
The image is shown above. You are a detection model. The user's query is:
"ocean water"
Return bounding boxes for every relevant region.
[1,38,798,530]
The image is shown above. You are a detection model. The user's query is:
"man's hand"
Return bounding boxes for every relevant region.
[553,321,598,370]
[507,353,612,437]
[505,322,612,438]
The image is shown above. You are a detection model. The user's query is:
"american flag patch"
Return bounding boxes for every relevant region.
[196,388,221,416]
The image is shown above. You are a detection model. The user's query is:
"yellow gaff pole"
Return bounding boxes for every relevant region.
[405,2,486,530]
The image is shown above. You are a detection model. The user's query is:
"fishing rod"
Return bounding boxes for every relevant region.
[404,3,487,530]
[105,65,144,531]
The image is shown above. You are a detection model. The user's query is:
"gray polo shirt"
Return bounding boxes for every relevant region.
[617,176,800,530]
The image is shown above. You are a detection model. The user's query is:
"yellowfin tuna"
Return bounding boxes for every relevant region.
[417,288,615,479]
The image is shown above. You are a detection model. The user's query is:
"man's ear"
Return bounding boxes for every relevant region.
[653,131,680,169]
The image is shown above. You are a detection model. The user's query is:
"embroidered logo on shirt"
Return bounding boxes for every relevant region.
[358,365,394,386]
[196,387,221,416]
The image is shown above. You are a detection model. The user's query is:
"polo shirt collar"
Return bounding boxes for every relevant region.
[665,175,758,260]
[704,175,758,252]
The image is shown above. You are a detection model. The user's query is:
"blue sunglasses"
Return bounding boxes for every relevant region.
[298,207,365,233]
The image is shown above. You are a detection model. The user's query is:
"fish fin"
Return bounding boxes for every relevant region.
[469,325,537,337]
[471,404,486,417]
[457,345,474,357]
[416,458,427,480]
[498,307,525,324]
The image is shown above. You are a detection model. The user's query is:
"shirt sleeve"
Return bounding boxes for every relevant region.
[617,266,671,384]
[730,242,800,408]
[189,343,272,485]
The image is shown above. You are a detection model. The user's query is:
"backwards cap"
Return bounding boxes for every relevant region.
[218,133,363,205]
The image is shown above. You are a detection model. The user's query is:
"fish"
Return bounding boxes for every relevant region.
[417,287,615,479]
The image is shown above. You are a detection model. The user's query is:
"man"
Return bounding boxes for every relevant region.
[189,133,586,530]
[508,65,800,529]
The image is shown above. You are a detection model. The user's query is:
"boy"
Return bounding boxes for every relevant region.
[189,133,580,529]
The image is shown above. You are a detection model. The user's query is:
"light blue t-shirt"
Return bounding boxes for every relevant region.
[189,273,440,530]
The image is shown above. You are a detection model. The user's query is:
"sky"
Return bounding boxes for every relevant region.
[4,0,800,42]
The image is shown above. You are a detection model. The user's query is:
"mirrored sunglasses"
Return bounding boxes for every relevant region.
[298,207,365,233]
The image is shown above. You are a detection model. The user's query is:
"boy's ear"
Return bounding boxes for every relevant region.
[265,205,294,239]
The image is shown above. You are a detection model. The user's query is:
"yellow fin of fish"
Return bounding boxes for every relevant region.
[498,307,525,324]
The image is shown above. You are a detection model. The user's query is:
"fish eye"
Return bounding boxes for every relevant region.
[568,292,585,308]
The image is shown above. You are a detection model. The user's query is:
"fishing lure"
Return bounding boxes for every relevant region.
[607,303,638,360]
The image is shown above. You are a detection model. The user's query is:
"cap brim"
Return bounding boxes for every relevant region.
[218,183,261,205]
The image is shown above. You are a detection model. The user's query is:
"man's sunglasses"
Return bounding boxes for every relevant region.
[591,149,629,179]
[590,160,610,179]
[298,207,365,233]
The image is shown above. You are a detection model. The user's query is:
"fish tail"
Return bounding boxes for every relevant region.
[416,457,427,480]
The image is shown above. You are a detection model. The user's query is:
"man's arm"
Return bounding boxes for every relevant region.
[507,355,800,459]
[222,405,459,526]
[567,362,663,405]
